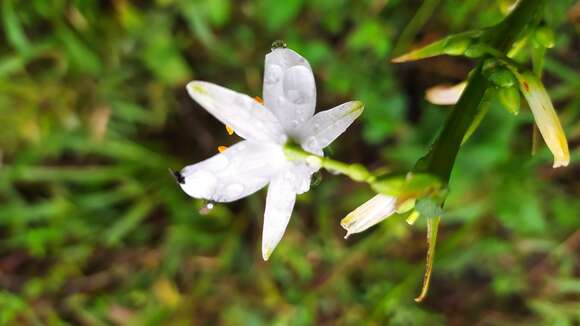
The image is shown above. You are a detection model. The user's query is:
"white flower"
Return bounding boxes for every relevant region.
[176,47,364,260]
[340,194,397,238]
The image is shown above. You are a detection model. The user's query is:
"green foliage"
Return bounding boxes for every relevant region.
[0,0,578,325]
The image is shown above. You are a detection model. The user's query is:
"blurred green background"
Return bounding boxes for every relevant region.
[1,0,579,324]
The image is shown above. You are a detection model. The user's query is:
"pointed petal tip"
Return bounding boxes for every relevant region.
[186,81,207,95]
[262,246,272,261]
[391,57,404,63]
[352,101,365,112]
[391,54,413,63]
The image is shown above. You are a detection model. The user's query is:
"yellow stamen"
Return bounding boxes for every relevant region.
[217,146,228,153]
[225,125,234,135]
[254,96,264,105]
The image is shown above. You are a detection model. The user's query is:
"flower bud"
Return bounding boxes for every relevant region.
[392,30,481,63]
[534,26,555,49]
[443,35,472,55]
[488,69,516,88]
[497,86,520,115]
[464,44,486,58]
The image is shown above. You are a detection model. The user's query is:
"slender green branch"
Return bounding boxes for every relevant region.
[409,0,547,302]
[283,144,375,183]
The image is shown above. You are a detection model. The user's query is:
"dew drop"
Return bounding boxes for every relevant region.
[186,170,217,198]
[311,171,323,186]
[283,66,314,105]
[210,154,229,171]
[264,64,282,85]
[304,137,319,151]
[271,40,287,50]
[199,200,215,215]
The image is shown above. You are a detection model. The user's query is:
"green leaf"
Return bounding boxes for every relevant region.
[1,0,31,54]
[415,216,440,302]
[392,30,482,63]
[57,26,102,75]
[105,200,154,246]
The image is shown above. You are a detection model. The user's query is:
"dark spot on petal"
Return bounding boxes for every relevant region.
[523,81,530,92]
[169,168,185,184]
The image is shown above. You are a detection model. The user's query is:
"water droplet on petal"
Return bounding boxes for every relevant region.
[283,66,314,105]
[185,170,217,198]
[271,40,287,50]
[199,200,215,215]
[304,137,320,151]
[209,155,229,171]
[265,64,282,85]
[225,184,245,199]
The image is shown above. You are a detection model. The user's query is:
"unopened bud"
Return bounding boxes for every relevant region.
[488,69,516,88]
[497,86,520,115]
[464,44,486,58]
[443,36,472,55]
[534,27,555,49]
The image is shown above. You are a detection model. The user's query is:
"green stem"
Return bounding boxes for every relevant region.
[283,144,375,183]
[411,0,546,302]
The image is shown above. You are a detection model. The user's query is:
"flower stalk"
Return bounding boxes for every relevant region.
[408,0,548,301]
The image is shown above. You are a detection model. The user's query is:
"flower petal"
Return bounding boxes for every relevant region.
[263,48,316,135]
[177,141,286,202]
[299,101,364,152]
[425,81,467,105]
[340,194,396,238]
[187,81,286,144]
[515,71,570,168]
[288,164,316,195]
[262,170,298,260]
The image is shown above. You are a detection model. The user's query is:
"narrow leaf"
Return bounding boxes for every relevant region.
[415,216,440,302]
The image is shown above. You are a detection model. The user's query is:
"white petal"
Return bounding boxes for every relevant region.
[286,147,323,195]
[299,101,364,152]
[263,48,316,135]
[340,195,396,238]
[516,71,570,168]
[261,170,297,260]
[187,81,286,144]
[425,81,467,105]
[177,141,286,202]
